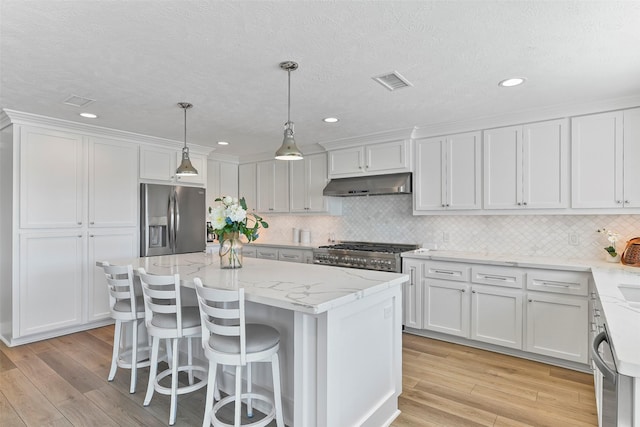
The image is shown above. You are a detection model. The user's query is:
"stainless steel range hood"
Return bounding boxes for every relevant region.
[322,172,412,197]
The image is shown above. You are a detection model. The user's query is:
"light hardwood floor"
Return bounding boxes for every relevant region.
[0,326,597,426]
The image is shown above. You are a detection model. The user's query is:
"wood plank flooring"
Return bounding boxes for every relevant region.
[0,326,597,426]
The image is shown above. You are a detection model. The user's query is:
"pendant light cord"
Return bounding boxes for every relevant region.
[183,107,188,150]
[287,68,291,125]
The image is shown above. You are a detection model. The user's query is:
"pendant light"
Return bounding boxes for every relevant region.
[275,61,303,160]
[176,102,198,176]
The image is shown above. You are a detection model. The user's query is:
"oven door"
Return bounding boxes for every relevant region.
[591,329,634,426]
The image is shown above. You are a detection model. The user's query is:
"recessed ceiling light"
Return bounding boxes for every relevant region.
[80,112,98,118]
[498,77,526,87]
[323,117,339,123]
[217,141,229,145]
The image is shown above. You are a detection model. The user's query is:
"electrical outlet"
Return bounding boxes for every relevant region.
[568,232,580,246]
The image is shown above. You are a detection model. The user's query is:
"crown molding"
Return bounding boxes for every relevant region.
[0,109,213,156]
[317,127,416,151]
[412,95,640,139]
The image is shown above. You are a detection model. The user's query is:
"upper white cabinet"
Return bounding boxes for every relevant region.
[328,139,411,178]
[256,160,289,213]
[290,153,341,214]
[88,137,138,227]
[572,108,639,208]
[483,119,568,209]
[139,145,206,185]
[414,131,481,211]
[19,126,85,229]
[207,159,238,206]
[238,163,257,212]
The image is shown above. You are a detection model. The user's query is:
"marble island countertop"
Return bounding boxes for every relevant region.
[402,249,640,377]
[119,252,408,315]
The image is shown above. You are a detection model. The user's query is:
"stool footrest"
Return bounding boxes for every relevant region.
[153,365,208,396]
[211,392,275,427]
[116,346,152,370]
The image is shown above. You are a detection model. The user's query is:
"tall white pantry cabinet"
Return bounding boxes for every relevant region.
[0,120,139,345]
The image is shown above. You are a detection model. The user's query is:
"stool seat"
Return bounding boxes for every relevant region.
[113,295,145,313]
[195,278,284,427]
[209,324,280,354]
[151,306,201,329]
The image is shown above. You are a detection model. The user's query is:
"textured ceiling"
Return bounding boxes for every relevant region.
[1,0,640,158]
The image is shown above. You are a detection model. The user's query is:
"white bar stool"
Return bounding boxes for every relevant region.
[138,268,208,425]
[194,277,284,427]
[99,262,151,394]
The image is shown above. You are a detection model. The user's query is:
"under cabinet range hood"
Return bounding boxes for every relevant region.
[322,172,412,197]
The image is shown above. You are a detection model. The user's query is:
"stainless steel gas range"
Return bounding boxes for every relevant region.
[312,241,420,272]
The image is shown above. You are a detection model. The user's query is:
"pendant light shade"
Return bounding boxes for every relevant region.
[275,61,303,160]
[176,102,198,176]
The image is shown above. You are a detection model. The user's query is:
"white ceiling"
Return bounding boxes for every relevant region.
[2,0,640,158]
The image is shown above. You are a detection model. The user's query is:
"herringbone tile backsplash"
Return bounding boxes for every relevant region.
[257,195,640,260]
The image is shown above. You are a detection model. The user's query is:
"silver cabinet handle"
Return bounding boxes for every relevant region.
[625,200,630,204]
[434,270,455,275]
[481,274,508,281]
[77,221,82,225]
[616,200,622,204]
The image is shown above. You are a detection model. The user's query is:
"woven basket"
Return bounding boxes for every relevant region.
[621,237,640,267]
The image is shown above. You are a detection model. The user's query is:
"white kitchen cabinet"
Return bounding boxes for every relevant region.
[256,246,279,260]
[87,228,138,322]
[238,163,257,212]
[278,248,308,263]
[484,119,568,209]
[471,284,523,349]
[402,259,423,329]
[207,159,238,206]
[19,126,85,229]
[414,131,481,211]
[139,145,206,185]
[250,245,313,264]
[290,153,342,215]
[423,278,470,338]
[327,139,411,178]
[256,160,289,213]
[526,292,588,363]
[18,232,84,337]
[140,145,176,182]
[88,137,138,228]
[242,246,257,258]
[572,108,640,209]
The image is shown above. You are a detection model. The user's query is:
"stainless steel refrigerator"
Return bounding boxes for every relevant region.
[140,183,206,256]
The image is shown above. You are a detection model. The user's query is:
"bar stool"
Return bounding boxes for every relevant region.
[99,262,151,394]
[194,278,284,427]
[138,268,208,425]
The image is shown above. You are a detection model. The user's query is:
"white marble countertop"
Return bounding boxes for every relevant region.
[118,252,408,315]
[402,249,640,377]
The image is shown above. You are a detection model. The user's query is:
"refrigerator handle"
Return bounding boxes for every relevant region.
[168,190,176,252]
[174,190,180,250]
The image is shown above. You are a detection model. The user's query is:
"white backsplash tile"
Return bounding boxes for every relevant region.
[256,195,640,260]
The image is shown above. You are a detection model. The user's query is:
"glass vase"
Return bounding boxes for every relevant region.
[219,232,243,269]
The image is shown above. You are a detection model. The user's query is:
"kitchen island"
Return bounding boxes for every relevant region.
[119,252,409,427]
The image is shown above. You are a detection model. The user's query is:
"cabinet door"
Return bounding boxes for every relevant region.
[140,145,176,181]
[87,229,138,322]
[402,260,423,329]
[18,232,84,337]
[219,162,239,199]
[523,119,568,208]
[483,126,522,209]
[413,137,445,210]
[238,163,257,212]
[623,108,640,208]
[328,146,364,177]
[289,158,307,212]
[305,153,329,212]
[19,126,85,228]
[526,292,588,363]
[257,160,289,213]
[423,279,469,337]
[176,152,207,185]
[88,137,138,227]
[447,132,481,210]
[471,285,523,349]
[571,111,623,208]
[366,140,410,174]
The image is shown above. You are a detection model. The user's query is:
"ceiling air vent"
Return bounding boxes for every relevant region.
[372,71,413,91]
[63,94,95,107]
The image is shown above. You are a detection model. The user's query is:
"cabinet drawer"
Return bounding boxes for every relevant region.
[242,246,257,258]
[471,266,524,289]
[526,270,589,296]
[278,249,304,263]
[424,262,470,282]
[256,248,278,260]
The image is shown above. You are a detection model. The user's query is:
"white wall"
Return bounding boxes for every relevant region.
[254,195,640,260]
